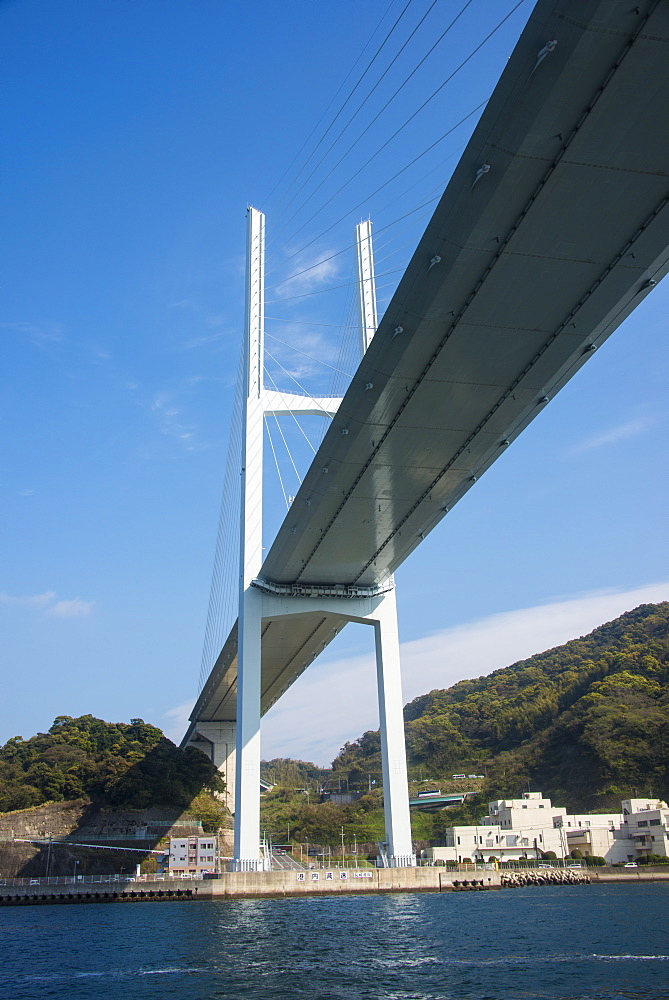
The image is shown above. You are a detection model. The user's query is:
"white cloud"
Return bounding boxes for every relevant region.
[0,590,94,618]
[47,598,94,618]
[150,390,198,449]
[274,248,341,299]
[0,591,56,608]
[0,320,64,348]
[162,702,192,744]
[569,416,655,455]
[260,581,669,766]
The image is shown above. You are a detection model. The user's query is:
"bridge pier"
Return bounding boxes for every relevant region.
[374,588,416,868]
[233,586,265,871]
[229,586,416,869]
[186,721,236,813]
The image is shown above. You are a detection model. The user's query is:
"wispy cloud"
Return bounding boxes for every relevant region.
[0,591,94,618]
[1,320,65,349]
[569,416,656,455]
[0,591,56,609]
[162,702,192,744]
[47,598,94,618]
[260,581,669,765]
[181,330,229,351]
[273,248,341,299]
[264,323,346,388]
[150,391,198,449]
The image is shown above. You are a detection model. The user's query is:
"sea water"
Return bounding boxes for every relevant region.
[1,883,667,999]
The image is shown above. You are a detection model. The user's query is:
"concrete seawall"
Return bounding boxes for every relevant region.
[0,868,500,904]
[1,869,667,906]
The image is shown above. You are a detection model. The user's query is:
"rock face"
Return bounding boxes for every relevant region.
[0,801,233,877]
[0,800,87,840]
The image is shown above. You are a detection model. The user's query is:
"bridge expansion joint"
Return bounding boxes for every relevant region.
[251,577,394,600]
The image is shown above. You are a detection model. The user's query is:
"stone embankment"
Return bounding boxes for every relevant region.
[501,869,590,888]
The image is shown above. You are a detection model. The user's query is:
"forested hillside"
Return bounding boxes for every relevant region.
[333,603,669,811]
[0,714,223,812]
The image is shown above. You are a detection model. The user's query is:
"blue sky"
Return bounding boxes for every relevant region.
[2,0,667,763]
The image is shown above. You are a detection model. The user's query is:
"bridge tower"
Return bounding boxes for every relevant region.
[229,207,415,870]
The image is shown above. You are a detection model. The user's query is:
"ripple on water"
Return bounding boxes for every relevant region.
[0,884,668,1000]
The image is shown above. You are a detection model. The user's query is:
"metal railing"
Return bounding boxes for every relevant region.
[0,874,203,887]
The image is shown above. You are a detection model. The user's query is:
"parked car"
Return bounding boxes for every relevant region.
[567,863,583,869]
[623,862,638,868]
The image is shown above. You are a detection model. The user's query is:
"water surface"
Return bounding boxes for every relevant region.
[1,883,667,999]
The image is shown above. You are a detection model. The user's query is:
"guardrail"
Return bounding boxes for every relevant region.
[0,874,204,887]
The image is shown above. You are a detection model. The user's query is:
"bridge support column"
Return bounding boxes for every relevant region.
[233,586,265,871]
[374,589,416,868]
[187,721,236,813]
[232,206,267,872]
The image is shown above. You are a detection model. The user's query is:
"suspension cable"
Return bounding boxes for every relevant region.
[274,0,441,231]
[265,331,354,377]
[264,414,289,508]
[275,0,472,241]
[269,0,415,216]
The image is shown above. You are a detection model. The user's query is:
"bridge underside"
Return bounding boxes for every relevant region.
[189,606,350,727]
[184,0,669,768]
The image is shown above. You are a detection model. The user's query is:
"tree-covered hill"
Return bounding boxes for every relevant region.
[0,714,224,811]
[333,602,669,811]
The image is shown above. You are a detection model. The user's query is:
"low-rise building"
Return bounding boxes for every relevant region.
[424,791,669,866]
[622,798,669,859]
[167,836,218,876]
[483,791,567,831]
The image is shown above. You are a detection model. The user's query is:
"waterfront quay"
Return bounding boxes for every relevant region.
[1,866,668,905]
[0,867,496,904]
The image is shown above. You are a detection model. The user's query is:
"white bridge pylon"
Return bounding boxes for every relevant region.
[233,208,414,871]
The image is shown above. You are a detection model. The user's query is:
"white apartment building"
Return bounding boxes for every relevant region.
[425,792,669,865]
[622,798,669,859]
[168,836,218,875]
[427,792,566,864]
[483,791,567,830]
[554,809,631,864]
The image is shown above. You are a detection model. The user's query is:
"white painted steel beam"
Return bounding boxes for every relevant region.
[234,207,266,871]
[263,389,341,418]
[355,219,378,354]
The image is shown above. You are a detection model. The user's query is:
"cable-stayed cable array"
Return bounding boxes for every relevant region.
[197,0,533,693]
